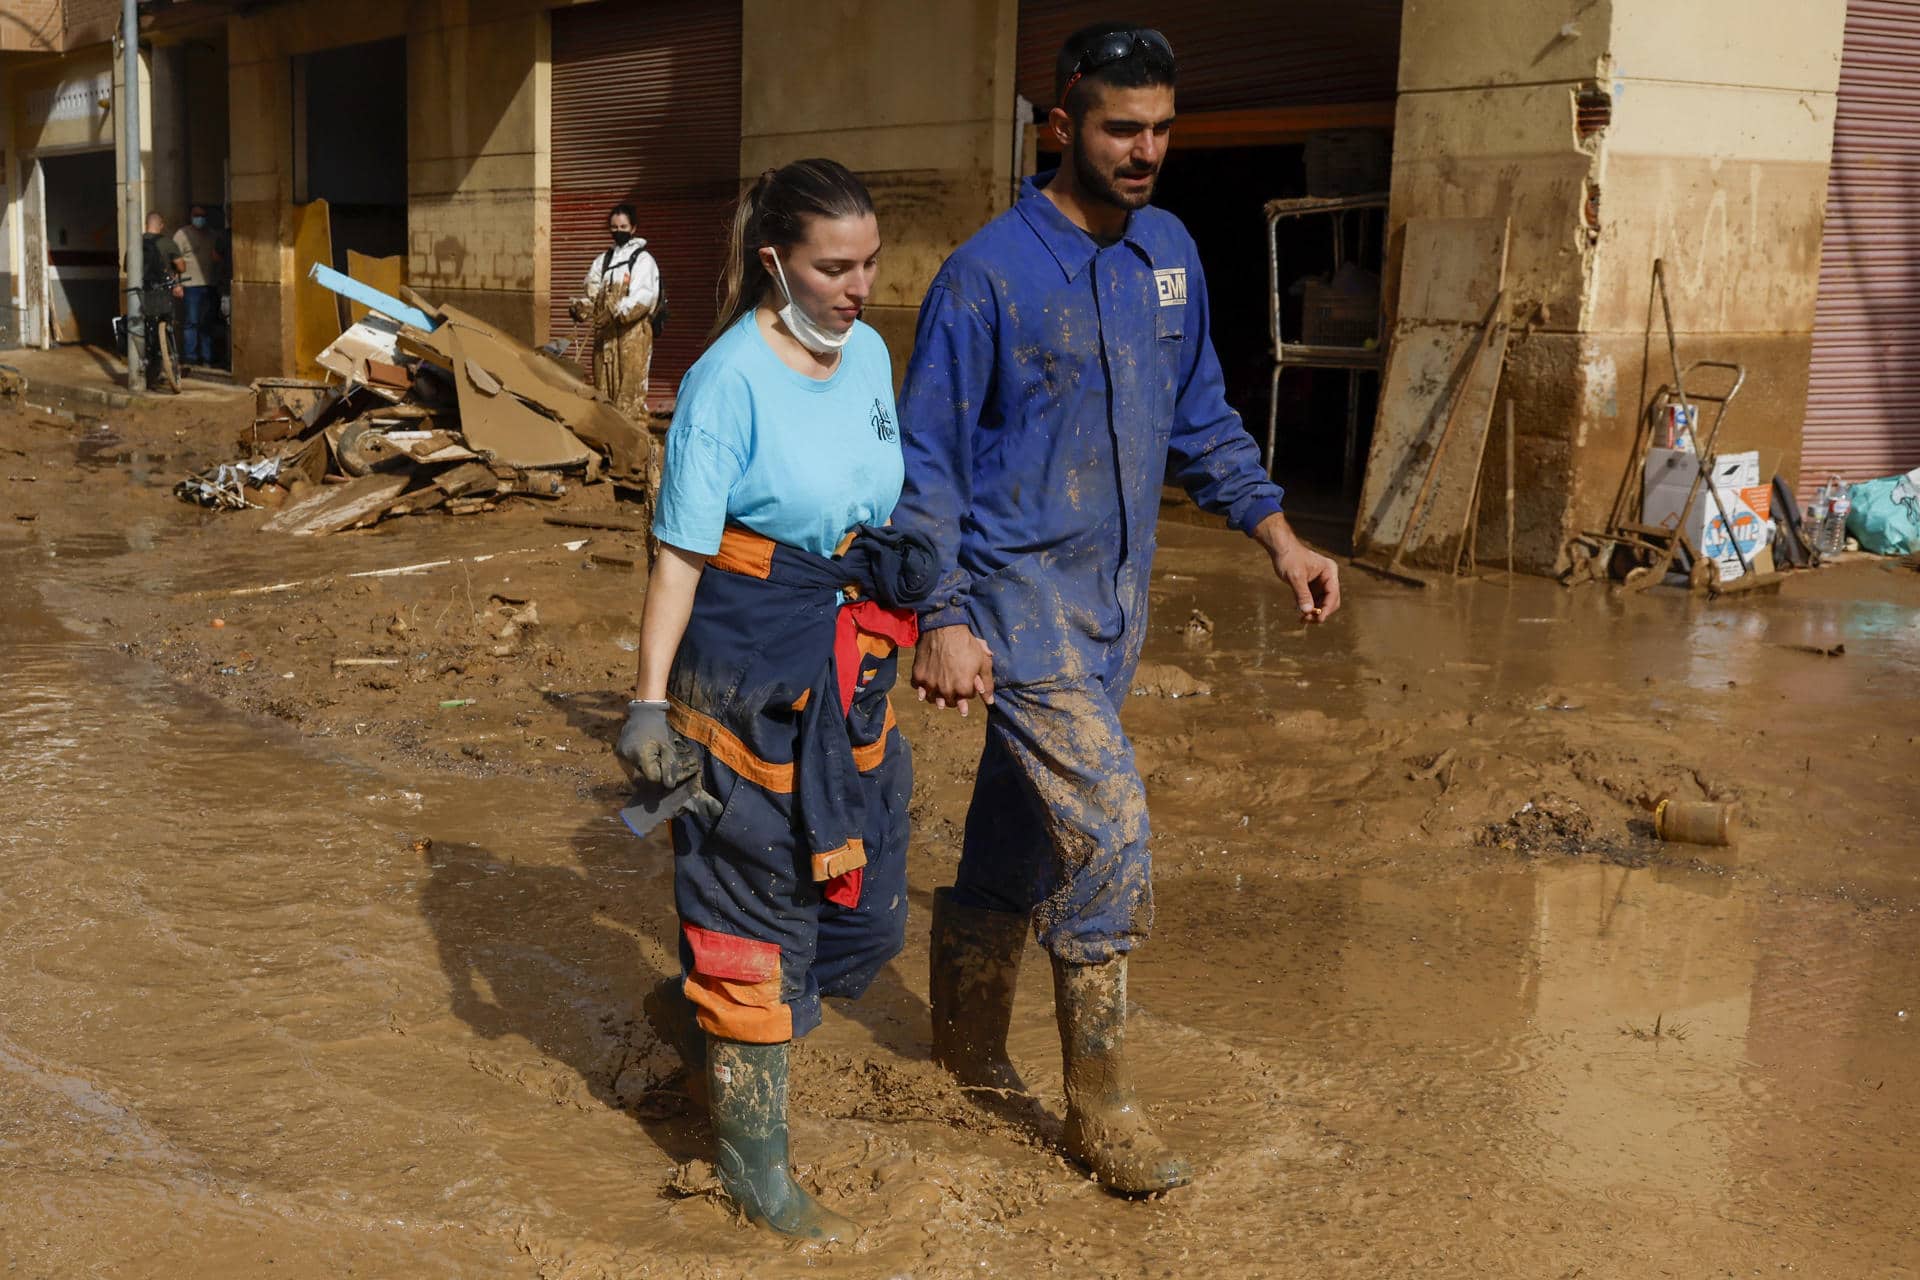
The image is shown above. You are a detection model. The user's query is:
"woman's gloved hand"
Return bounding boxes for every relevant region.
[616,700,724,821]
[617,700,700,784]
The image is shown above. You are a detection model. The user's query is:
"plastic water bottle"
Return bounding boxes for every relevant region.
[1821,481,1852,557]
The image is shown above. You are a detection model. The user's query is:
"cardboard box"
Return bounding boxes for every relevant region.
[1643,449,1772,580]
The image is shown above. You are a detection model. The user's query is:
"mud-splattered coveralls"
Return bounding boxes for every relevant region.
[652,314,917,1042]
[893,171,1285,962]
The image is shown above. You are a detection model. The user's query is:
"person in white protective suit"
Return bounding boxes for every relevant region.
[570,202,662,421]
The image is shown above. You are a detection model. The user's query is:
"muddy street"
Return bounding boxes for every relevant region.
[2,400,1917,1278]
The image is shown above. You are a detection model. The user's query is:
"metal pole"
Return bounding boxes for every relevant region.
[120,0,144,391]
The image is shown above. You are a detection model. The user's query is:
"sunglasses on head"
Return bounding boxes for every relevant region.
[1058,28,1174,109]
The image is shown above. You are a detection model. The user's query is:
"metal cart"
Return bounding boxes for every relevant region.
[1264,192,1389,494]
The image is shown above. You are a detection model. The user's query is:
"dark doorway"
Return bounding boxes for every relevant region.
[295,37,408,266]
[40,149,118,346]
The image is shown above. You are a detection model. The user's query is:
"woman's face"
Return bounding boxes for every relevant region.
[760,211,881,334]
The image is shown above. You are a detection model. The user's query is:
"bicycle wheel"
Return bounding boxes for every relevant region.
[154,319,181,393]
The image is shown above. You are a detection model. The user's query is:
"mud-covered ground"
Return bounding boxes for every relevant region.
[2,394,1916,1278]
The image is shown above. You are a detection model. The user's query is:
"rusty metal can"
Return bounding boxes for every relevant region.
[1654,796,1736,846]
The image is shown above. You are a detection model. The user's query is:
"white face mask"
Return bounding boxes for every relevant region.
[769,249,853,355]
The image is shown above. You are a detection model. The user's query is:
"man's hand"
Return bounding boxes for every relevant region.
[568,297,591,324]
[911,624,995,717]
[1253,513,1341,623]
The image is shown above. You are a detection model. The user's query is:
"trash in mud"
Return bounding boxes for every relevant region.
[1780,642,1846,657]
[1180,607,1215,648]
[1477,795,1596,855]
[1654,796,1736,846]
[1131,661,1211,698]
[174,269,655,536]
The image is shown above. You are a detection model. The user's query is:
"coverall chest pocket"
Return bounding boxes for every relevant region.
[1154,306,1186,398]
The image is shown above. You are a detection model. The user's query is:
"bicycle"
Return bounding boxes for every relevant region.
[140,277,183,394]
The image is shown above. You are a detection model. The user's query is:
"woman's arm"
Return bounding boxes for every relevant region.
[633,543,709,700]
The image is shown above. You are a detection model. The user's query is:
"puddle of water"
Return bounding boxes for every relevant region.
[3,535,1917,1278]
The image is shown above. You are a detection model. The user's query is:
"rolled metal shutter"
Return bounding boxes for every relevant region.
[1016,1,1402,113]
[1803,0,1920,484]
[550,0,742,407]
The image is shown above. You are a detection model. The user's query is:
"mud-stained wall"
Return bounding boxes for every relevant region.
[1390,0,1845,573]
[226,0,552,382]
[738,0,1017,383]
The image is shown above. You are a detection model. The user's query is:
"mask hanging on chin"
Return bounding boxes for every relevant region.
[769,249,852,355]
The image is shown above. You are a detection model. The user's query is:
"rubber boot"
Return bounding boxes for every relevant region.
[929,887,1030,1096]
[707,1039,858,1241]
[1052,954,1193,1195]
[642,977,707,1109]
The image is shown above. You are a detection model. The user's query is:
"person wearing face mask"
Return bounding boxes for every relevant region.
[172,204,224,369]
[613,159,923,1242]
[568,203,661,420]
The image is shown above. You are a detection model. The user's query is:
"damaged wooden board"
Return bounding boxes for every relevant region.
[289,200,341,381]
[261,472,414,536]
[1354,217,1510,566]
[345,251,405,329]
[443,325,596,471]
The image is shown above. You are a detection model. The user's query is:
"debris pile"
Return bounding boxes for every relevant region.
[178,267,653,536]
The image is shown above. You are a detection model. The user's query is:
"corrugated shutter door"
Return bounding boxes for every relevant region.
[551,1,742,407]
[1016,1,1402,113]
[1803,0,1920,484]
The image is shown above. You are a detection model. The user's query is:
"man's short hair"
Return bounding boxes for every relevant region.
[609,202,639,225]
[1054,22,1176,120]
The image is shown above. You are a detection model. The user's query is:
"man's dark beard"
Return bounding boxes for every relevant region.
[1072,140,1157,211]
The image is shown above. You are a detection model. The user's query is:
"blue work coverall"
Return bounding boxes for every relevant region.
[894,171,1285,964]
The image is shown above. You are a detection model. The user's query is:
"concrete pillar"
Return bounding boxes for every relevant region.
[739,0,1017,381]
[1389,0,1845,572]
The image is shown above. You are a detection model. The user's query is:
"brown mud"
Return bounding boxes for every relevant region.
[2,396,1917,1277]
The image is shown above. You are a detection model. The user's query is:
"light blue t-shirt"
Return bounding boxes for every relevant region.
[653,311,903,559]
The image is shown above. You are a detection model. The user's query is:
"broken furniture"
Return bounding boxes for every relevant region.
[1264,192,1389,496]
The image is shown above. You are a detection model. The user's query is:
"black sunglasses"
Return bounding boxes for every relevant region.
[1058,28,1174,108]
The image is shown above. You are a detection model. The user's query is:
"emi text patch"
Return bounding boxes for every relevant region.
[1154,267,1188,306]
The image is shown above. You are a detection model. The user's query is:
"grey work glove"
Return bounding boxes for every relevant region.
[616,700,723,821]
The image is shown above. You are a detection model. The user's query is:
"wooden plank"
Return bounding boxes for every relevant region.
[261,472,412,537]
[1354,216,1511,564]
[445,325,596,471]
[1397,217,1508,324]
[344,251,405,329]
[1407,321,1509,570]
[289,199,340,381]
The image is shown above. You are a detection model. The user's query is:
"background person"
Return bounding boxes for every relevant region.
[570,203,661,421]
[171,204,224,369]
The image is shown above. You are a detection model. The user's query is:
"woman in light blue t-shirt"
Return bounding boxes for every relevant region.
[612,159,908,1242]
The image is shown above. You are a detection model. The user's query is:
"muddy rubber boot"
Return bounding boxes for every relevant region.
[1052,954,1193,1195]
[707,1039,858,1242]
[929,887,1030,1096]
[643,977,707,1109]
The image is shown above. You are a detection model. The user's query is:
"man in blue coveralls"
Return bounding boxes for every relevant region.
[894,23,1341,1195]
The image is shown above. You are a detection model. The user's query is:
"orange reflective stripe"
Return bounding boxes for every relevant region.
[711,526,775,579]
[684,973,791,1043]
[810,838,867,882]
[852,700,896,772]
[668,698,795,793]
[791,688,811,711]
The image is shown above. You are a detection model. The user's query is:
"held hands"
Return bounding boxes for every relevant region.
[911,625,995,717]
[615,700,723,820]
[1255,513,1342,624]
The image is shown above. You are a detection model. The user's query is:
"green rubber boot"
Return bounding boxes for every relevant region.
[929,887,1031,1097]
[707,1039,858,1241]
[1053,954,1193,1195]
[642,977,707,1109]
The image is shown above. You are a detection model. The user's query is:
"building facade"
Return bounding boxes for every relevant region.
[8,0,1911,572]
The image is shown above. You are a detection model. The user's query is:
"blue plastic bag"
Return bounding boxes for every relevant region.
[1846,467,1920,555]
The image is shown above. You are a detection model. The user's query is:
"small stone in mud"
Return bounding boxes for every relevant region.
[1132,661,1211,698]
[1181,608,1215,648]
